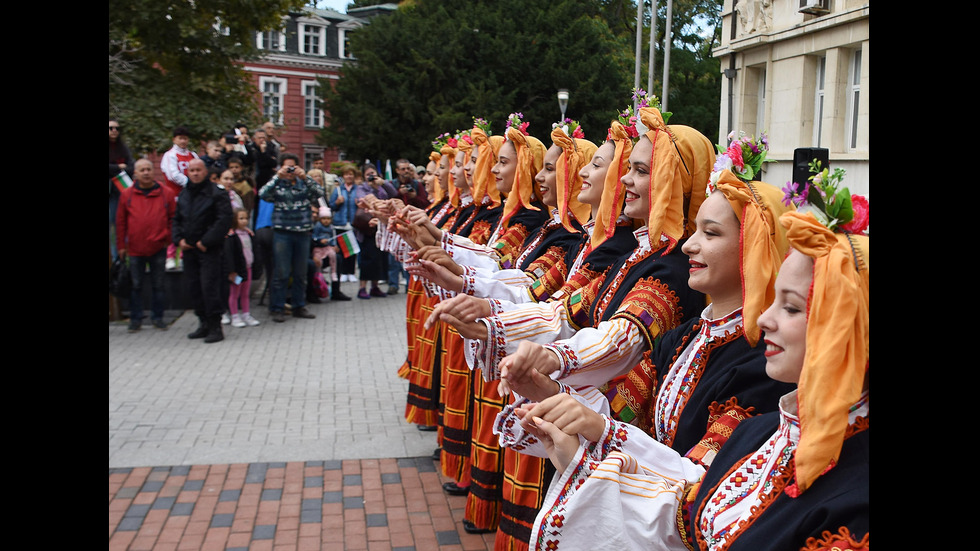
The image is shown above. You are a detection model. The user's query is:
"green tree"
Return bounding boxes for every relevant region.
[109,0,305,154]
[319,0,634,162]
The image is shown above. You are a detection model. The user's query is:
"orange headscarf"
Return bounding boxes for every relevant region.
[551,126,597,233]
[637,107,714,252]
[441,140,459,208]
[472,128,503,206]
[428,150,444,203]
[591,121,633,248]
[500,126,545,228]
[711,171,795,345]
[781,211,869,495]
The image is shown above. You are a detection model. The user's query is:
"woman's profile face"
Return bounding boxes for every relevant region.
[424,160,438,195]
[464,145,479,182]
[621,136,653,221]
[681,191,742,311]
[758,249,812,384]
[452,151,469,190]
[492,140,517,194]
[535,145,562,207]
[577,141,614,207]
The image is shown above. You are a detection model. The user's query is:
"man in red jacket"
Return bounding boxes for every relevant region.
[116,158,176,332]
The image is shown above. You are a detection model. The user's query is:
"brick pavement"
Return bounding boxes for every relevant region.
[110,279,496,550]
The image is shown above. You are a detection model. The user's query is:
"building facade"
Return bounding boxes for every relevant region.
[714,0,869,196]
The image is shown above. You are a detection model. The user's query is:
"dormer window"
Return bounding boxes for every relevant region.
[257,30,285,52]
[300,24,326,56]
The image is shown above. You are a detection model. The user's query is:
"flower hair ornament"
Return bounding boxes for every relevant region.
[710,130,771,187]
[505,112,530,137]
[432,132,452,152]
[780,160,869,234]
[551,118,585,140]
[609,88,669,142]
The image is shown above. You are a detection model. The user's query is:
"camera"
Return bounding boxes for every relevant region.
[367,175,377,182]
[287,166,296,173]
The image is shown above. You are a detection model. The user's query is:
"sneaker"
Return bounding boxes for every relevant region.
[271,311,286,323]
[151,318,168,330]
[231,314,246,328]
[242,313,261,326]
[221,313,231,325]
[128,319,141,333]
[292,307,316,319]
[165,258,177,271]
[370,286,386,298]
[357,289,370,299]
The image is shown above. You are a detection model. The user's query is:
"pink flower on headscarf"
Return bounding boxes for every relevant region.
[840,194,870,234]
[727,143,744,170]
[572,127,585,139]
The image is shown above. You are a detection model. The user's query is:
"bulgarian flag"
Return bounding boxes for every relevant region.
[112,171,133,193]
[336,230,360,258]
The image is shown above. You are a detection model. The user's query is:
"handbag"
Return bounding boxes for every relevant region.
[312,270,330,299]
[109,257,132,298]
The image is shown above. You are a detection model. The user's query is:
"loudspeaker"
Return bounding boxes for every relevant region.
[792,147,829,188]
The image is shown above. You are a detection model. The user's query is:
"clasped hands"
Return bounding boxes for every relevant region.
[514,392,608,472]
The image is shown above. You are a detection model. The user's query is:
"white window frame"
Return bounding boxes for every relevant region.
[260,76,287,126]
[845,49,862,151]
[813,55,826,147]
[300,24,326,56]
[256,29,286,52]
[303,81,323,128]
[339,28,354,59]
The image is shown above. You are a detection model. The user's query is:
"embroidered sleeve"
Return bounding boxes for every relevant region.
[476,299,579,378]
[523,246,571,302]
[608,276,684,352]
[463,266,535,302]
[492,223,533,269]
[441,231,500,271]
[543,318,647,388]
[531,417,705,551]
[683,398,755,468]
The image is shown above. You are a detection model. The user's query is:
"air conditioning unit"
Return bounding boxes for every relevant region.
[799,0,831,15]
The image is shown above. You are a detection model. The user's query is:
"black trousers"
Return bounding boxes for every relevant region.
[182,248,225,319]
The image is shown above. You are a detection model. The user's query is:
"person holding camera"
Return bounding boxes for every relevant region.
[258,153,324,322]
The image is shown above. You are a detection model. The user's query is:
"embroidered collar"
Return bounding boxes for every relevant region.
[700,305,743,334]
[779,389,869,445]
[459,192,473,208]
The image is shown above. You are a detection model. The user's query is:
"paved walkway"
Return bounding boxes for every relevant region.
[110,279,495,550]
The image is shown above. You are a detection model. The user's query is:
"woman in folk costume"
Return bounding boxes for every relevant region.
[399,143,453,428]
[514,170,869,550]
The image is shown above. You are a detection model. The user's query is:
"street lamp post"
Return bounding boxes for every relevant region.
[557,89,569,121]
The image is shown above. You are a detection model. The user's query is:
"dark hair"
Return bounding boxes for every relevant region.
[208,166,224,180]
[313,155,323,162]
[173,126,191,138]
[226,155,244,166]
[279,153,300,166]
